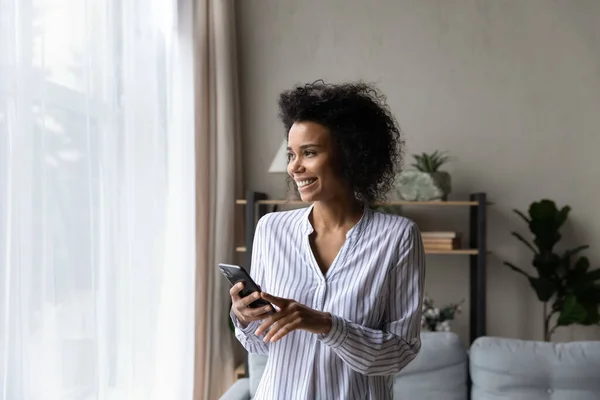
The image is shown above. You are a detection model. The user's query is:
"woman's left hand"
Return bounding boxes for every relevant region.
[254,292,332,343]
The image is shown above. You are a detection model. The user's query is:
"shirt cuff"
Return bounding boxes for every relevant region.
[317,314,348,349]
[230,309,258,336]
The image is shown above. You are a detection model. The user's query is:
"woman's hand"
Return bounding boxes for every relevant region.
[230,283,275,328]
[254,292,333,343]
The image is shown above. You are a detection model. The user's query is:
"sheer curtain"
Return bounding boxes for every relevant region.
[0,0,196,399]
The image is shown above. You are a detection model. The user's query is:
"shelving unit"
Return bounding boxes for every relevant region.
[236,190,488,344]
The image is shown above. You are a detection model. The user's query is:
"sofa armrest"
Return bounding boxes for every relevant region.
[218,378,250,400]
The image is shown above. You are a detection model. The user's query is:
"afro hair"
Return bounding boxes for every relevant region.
[277,80,404,204]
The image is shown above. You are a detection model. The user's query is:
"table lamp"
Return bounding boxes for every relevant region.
[268,139,300,200]
[268,139,288,173]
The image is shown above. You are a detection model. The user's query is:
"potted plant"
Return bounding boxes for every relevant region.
[421,295,464,332]
[396,150,452,201]
[504,199,600,341]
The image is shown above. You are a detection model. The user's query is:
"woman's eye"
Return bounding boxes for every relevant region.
[304,150,316,157]
[286,153,294,162]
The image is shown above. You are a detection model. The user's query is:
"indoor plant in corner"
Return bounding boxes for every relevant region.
[396,150,452,201]
[504,199,600,341]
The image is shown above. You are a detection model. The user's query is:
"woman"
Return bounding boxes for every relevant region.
[230,81,425,400]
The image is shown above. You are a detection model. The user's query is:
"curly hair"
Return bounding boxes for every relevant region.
[277,80,404,204]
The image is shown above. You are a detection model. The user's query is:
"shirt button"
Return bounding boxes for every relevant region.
[547,388,553,394]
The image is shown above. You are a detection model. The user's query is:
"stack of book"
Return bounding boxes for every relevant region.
[421,231,460,251]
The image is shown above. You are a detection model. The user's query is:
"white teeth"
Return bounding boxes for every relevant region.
[297,179,316,188]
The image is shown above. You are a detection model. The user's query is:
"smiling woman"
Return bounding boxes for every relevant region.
[229,81,426,400]
[279,81,403,205]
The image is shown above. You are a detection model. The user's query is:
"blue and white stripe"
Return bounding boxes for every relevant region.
[231,203,426,400]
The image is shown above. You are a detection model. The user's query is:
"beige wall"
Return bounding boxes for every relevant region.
[235,0,600,343]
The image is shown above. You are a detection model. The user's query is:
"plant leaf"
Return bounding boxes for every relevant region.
[573,256,591,273]
[426,155,433,172]
[581,304,600,325]
[557,205,571,227]
[578,284,600,305]
[528,200,567,252]
[533,252,561,279]
[528,277,556,302]
[513,209,531,224]
[585,268,600,282]
[511,232,537,253]
[563,245,589,261]
[503,262,532,279]
[557,294,587,326]
[412,151,450,172]
[565,257,592,291]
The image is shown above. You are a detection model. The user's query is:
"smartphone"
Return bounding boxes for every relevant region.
[218,263,274,310]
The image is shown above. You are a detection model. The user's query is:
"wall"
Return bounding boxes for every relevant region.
[235,0,600,343]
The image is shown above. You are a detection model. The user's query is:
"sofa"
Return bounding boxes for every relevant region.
[219,332,600,400]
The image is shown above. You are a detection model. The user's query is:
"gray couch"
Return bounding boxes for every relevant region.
[220,332,600,400]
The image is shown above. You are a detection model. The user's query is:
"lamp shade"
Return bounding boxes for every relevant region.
[268,139,288,173]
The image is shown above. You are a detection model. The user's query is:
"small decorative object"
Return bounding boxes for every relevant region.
[421,295,464,332]
[504,199,600,341]
[396,150,452,201]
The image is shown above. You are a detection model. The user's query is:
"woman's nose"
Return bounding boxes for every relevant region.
[288,156,304,174]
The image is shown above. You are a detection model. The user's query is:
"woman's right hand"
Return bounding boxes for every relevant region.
[230,282,274,328]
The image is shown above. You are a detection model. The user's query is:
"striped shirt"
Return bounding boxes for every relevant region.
[231,203,426,400]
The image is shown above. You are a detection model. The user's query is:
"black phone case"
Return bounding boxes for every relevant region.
[218,264,272,309]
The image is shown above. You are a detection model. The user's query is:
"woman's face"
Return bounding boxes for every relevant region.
[286,121,349,203]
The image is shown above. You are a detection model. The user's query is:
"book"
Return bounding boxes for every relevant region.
[422,235,461,250]
[421,231,459,239]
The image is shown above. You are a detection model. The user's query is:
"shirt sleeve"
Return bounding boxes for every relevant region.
[317,222,426,376]
[230,216,270,355]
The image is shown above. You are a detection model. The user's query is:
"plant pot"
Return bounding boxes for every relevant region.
[396,170,451,201]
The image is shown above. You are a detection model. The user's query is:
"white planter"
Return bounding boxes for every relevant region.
[396,170,452,201]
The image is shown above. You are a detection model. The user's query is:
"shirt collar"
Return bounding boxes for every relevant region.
[302,202,371,238]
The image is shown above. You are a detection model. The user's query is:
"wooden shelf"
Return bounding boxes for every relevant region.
[425,249,478,255]
[236,246,477,255]
[236,199,480,206]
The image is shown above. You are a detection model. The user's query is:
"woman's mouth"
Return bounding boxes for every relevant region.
[296,178,317,189]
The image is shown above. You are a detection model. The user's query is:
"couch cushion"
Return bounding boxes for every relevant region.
[248,353,268,398]
[394,332,468,400]
[470,336,600,400]
[219,378,250,400]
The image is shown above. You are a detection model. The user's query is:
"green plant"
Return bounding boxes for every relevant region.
[421,295,464,332]
[411,150,450,172]
[504,199,600,341]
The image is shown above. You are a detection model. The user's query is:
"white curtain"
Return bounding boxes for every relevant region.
[0,0,196,399]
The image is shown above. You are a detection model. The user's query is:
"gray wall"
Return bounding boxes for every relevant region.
[235,0,600,343]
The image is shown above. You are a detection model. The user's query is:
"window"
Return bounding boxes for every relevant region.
[0,1,195,399]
